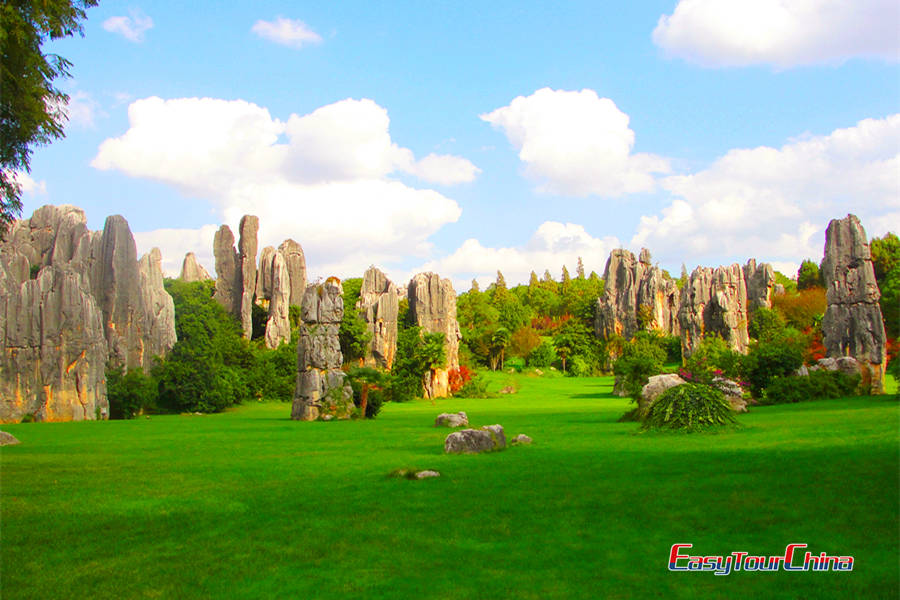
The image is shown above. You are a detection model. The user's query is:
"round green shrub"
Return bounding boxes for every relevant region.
[642,383,736,432]
[761,370,860,405]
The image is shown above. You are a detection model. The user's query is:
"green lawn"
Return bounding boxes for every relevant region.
[2,374,898,599]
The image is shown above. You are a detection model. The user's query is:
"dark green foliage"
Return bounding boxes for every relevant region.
[250,303,268,340]
[288,305,302,330]
[774,270,798,294]
[338,277,371,365]
[796,259,822,290]
[106,366,157,419]
[390,326,446,401]
[248,337,297,401]
[613,336,666,400]
[155,279,254,413]
[748,306,786,342]
[871,232,899,338]
[451,373,492,398]
[29,263,40,278]
[505,356,525,372]
[642,383,736,432]
[1,0,98,229]
[527,340,556,368]
[761,370,860,405]
[743,335,805,398]
[552,320,600,374]
[681,335,742,383]
[347,367,385,419]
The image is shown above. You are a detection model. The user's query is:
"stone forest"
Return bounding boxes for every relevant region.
[0,205,892,424]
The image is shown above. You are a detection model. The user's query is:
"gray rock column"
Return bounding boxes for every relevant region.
[357,266,398,369]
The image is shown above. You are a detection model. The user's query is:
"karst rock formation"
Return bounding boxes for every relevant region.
[594,248,680,341]
[821,214,887,394]
[291,279,354,421]
[678,264,751,358]
[0,205,176,422]
[254,239,307,349]
[213,216,258,339]
[408,272,461,398]
[179,252,211,282]
[356,267,399,369]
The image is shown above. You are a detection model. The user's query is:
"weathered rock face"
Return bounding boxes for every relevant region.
[213,216,258,339]
[138,248,177,362]
[237,216,259,340]
[357,267,398,369]
[743,259,775,315]
[594,248,679,342]
[213,225,240,315]
[179,252,211,282]
[263,252,291,349]
[821,215,887,393]
[279,239,307,308]
[0,205,178,421]
[0,431,20,445]
[291,280,354,420]
[255,246,276,302]
[408,273,461,398]
[0,264,108,422]
[678,264,750,358]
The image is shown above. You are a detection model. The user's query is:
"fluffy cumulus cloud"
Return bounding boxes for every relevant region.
[251,17,322,48]
[12,172,47,195]
[632,114,900,270]
[653,0,900,68]
[102,10,154,43]
[416,221,622,290]
[481,88,669,197]
[93,96,477,277]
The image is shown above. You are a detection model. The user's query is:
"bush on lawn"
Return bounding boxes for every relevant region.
[761,370,860,405]
[641,383,736,432]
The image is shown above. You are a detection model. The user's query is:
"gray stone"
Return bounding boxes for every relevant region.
[815,356,862,378]
[408,273,461,398]
[774,283,786,296]
[278,239,307,308]
[357,267,398,369]
[138,248,177,364]
[292,280,354,420]
[237,216,259,340]
[444,429,496,454]
[415,470,441,479]
[743,259,775,315]
[481,424,506,449]
[0,431,20,445]
[821,215,887,393]
[213,225,240,315]
[255,246,276,301]
[712,377,746,413]
[594,248,679,346]
[511,434,532,445]
[264,251,291,349]
[0,265,108,423]
[179,252,211,282]
[678,264,750,359]
[640,374,686,414]
[796,365,809,377]
[435,412,468,427]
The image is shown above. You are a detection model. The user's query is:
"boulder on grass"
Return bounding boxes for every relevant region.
[0,431,20,446]
[435,412,468,427]
[640,374,686,413]
[444,424,506,453]
[511,434,532,445]
[815,356,861,377]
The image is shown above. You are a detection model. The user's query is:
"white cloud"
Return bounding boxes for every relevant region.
[632,114,900,268]
[64,90,100,128]
[416,221,622,290]
[93,96,473,279]
[251,17,322,48]
[481,88,670,197]
[133,225,219,277]
[103,11,153,43]
[403,153,481,185]
[653,0,900,68]
[12,172,47,195]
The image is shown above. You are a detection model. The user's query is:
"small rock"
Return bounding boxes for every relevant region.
[444,424,506,454]
[322,414,334,421]
[511,434,532,445]
[482,424,506,449]
[0,431,20,446]
[499,386,517,394]
[534,369,543,376]
[415,470,440,479]
[795,365,810,377]
[435,412,468,427]
[729,397,748,413]
[640,374,686,413]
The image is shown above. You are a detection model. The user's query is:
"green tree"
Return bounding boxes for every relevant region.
[489,326,511,371]
[1,0,98,229]
[576,256,585,279]
[338,277,371,365]
[871,232,899,338]
[797,259,821,290]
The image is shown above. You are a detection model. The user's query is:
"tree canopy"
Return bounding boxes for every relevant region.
[0,0,97,230]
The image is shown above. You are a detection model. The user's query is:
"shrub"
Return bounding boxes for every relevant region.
[453,374,492,398]
[505,356,526,372]
[527,340,556,368]
[641,383,736,432]
[448,366,473,393]
[107,366,157,419]
[509,326,542,360]
[743,335,805,398]
[347,367,385,419]
[748,307,786,342]
[613,337,666,400]
[772,287,826,331]
[568,355,591,377]
[760,370,861,405]
[681,335,742,384]
[248,338,297,401]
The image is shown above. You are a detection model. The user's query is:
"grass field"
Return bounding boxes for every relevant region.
[2,373,898,599]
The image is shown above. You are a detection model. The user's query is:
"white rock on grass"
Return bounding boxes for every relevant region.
[435,412,468,427]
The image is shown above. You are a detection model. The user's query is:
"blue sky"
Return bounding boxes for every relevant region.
[19,0,900,289]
